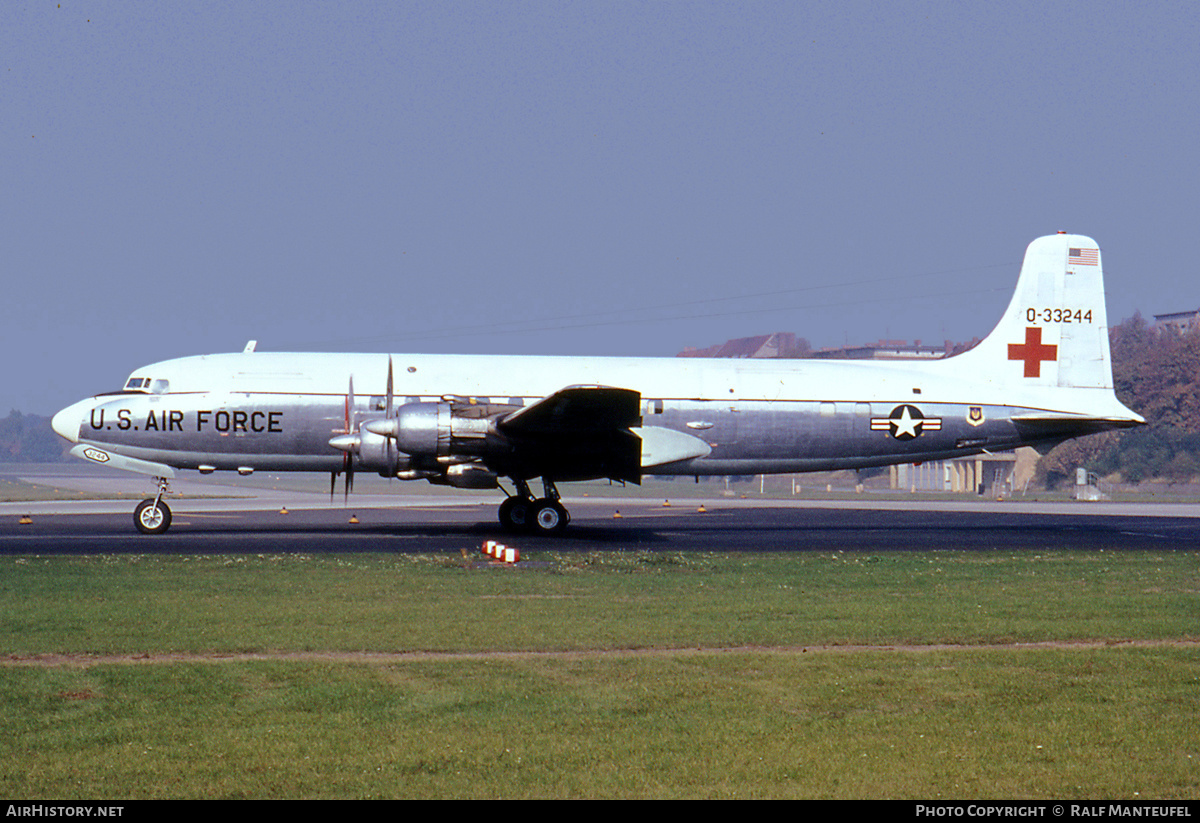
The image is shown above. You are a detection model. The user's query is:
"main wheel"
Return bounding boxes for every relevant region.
[530,498,569,536]
[134,498,172,535]
[498,496,531,532]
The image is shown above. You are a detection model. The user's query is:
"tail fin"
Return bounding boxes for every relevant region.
[954,233,1116,390]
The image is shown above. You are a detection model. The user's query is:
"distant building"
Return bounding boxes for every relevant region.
[1153,310,1200,333]
[679,334,953,361]
[678,332,801,359]
[808,339,951,361]
[889,448,1039,496]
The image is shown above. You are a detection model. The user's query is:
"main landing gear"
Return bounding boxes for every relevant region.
[134,477,172,535]
[498,478,570,536]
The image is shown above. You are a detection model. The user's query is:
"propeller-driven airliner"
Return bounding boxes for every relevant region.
[52,233,1143,535]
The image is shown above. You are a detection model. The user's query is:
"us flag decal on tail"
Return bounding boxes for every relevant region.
[1068,247,1099,266]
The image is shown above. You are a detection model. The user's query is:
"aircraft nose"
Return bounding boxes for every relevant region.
[51,399,91,443]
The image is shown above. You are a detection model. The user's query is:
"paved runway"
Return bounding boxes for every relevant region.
[4,496,1200,554]
[3,464,1200,554]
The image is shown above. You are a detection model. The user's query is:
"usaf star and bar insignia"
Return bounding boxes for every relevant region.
[871,405,988,439]
[870,404,942,441]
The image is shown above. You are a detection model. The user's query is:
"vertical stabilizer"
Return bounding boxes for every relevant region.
[953,233,1114,390]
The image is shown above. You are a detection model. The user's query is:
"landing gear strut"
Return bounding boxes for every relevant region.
[498,478,570,536]
[134,477,172,535]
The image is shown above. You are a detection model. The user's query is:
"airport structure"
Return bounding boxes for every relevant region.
[888,448,1038,496]
[808,340,953,361]
[677,332,803,359]
[1153,309,1200,333]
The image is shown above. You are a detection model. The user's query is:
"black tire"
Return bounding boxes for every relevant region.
[530,498,569,536]
[134,498,172,535]
[498,496,531,532]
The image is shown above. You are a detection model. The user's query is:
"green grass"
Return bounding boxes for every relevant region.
[1,551,1198,798]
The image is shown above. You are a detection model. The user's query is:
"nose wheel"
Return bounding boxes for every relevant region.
[134,498,172,534]
[133,477,173,535]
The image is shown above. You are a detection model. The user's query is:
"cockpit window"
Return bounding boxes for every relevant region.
[150,379,169,394]
[124,377,150,391]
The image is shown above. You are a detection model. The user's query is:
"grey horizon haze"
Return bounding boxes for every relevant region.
[3,1,1197,416]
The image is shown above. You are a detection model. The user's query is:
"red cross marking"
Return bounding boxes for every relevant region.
[1008,326,1058,378]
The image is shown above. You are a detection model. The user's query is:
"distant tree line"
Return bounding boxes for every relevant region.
[1039,314,1200,486]
[0,410,65,463]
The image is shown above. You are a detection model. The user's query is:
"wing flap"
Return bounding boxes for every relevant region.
[494,386,643,483]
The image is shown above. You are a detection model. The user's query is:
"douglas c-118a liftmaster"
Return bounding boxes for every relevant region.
[52,233,1143,535]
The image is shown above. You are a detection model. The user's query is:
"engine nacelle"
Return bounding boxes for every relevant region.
[391,402,492,457]
[430,464,498,489]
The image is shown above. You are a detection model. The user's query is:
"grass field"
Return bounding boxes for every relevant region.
[1,550,1198,799]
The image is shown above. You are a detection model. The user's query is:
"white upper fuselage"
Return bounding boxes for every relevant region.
[103,349,1134,415]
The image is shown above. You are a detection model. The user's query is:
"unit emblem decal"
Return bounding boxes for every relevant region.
[967,406,985,427]
[871,405,942,441]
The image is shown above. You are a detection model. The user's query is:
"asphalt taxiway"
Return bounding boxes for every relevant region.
[4,496,1200,555]
[3,464,1200,554]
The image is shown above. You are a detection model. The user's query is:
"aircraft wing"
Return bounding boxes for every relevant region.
[496,385,643,483]
[500,385,641,433]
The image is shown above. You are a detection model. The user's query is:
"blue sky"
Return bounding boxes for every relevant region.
[4,1,1198,414]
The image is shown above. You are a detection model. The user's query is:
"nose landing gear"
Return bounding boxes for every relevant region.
[133,477,172,535]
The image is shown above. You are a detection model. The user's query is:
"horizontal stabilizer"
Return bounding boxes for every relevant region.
[1010,411,1144,434]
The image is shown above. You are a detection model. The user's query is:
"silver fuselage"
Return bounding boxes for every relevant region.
[53,350,1128,479]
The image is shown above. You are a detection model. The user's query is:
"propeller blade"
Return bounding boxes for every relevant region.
[344,374,356,502]
[386,356,393,415]
[386,357,396,477]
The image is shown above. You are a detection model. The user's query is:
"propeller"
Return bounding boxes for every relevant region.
[329,375,356,503]
[385,356,396,478]
[344,374,355,500]
[328,359,396,493]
